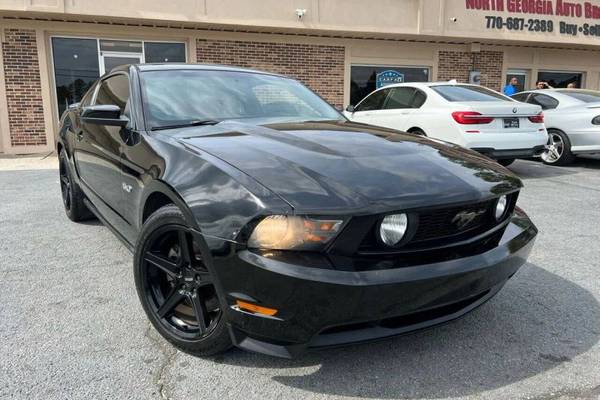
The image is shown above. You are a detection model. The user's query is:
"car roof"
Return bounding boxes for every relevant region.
[110,63,285,78]
[374,81,488,90]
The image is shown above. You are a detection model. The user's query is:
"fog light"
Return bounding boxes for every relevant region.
[380,213,408,246]
[495,195,508,220]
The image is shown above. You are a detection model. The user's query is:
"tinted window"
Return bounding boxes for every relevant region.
[95,74,130,114]
[350,66,429,106]
[52,37,100,117]
[383,88,415,110]
[144,42,186,63]
[557,90,600,103]
[529,93,559,110]
[432,85,508,102]
[412,89,427,108]
[140,70,343,128]
[511,93,530,102]
[355,89,389,112]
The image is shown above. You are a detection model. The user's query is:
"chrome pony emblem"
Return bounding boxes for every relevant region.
[452,210,486,229]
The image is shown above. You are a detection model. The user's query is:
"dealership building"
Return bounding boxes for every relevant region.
[1,0,600,155]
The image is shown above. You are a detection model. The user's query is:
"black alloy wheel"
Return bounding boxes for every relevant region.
[58,149,93,222]
[59,155,72,211]
[142,226,221,339]
[135,205,231,355]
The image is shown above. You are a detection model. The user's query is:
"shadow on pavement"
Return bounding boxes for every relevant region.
[213,264,599,399]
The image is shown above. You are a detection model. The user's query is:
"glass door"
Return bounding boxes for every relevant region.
[506,69,529,93]
[100,52,143,75]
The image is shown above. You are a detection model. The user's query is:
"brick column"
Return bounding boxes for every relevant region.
[196,39,345,108]
[437,50,504,92]
[1,28,46,147]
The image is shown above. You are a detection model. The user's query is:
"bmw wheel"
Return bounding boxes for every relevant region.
[542,129,575,166]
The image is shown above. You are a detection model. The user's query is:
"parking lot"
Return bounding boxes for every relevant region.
[0,155,599,400]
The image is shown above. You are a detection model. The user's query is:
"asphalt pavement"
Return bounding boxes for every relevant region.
[0,155,599,400]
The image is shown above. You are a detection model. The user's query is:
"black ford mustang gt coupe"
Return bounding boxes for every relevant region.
[57,64,537,358]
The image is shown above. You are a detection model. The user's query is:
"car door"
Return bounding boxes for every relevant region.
[348,89,389,124]
[369,87,421,131]
[75,73,130,228]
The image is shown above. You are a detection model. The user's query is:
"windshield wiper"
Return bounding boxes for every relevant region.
[151,119,221,131]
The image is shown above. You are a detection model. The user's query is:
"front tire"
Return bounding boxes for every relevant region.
[542,129,575,166]
[59,149,93,222]
[134,205,232,356]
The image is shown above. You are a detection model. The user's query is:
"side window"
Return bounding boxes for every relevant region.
[411,89,427,108]
[511,93,530,103]
[80,82,98,108]
[383,87,415,110]
[94,74,130,116]
[355,89,388,112]
[529,93,559,110]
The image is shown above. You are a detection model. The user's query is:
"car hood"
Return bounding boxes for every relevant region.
[176,120,521,213]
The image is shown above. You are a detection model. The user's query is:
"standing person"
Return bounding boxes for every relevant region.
[503,77,519,96]
[536,80,552,89]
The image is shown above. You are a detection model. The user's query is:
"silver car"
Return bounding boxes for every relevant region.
[512,89,600,165]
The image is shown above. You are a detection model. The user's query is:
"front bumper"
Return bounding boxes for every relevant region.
[212,211,537,358]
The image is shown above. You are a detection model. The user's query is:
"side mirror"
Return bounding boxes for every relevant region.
[345,105,355,113]
[81,105,129,127]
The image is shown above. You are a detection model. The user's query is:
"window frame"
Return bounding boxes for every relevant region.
[92,71,137,129]
[49,34,187,123]
[349,64,432,107]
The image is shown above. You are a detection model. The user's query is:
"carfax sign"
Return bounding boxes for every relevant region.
[376,70,405,89]
[465,0,600,38]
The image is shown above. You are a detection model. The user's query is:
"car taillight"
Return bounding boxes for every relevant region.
[528,113,544,123]
[451,111,494,125]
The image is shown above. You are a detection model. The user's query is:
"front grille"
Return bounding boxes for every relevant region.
[411,200,493,243]
[336,193,518,256]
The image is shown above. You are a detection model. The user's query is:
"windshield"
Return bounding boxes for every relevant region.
[431,85,509,102]
[140,69,344,129]
[557,90,600,103]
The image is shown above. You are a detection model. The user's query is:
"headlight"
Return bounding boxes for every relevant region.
[379,213,408,246]
[248,215,343,251]
[592,116,600,125]
[495,195,508,220]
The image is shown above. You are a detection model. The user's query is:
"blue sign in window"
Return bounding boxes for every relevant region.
[376,70,405,89]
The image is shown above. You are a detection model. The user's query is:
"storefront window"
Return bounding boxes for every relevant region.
[51,37,100,117]
[51,37,186,118]
[537,71,583,89]
[144,42,186,63]
[350,66,429,106]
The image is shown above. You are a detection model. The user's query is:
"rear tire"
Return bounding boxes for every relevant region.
[497,158,515,167]
[59,149,94,222]
[134,205,232,357]
[409,128,426,136]
[542,129,575,166]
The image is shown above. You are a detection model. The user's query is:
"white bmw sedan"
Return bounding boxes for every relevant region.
[344,82,547,166]
[511,89,600,165]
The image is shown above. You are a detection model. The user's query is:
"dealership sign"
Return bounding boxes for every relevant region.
[465,0,600,37]
[376,70,405,89]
